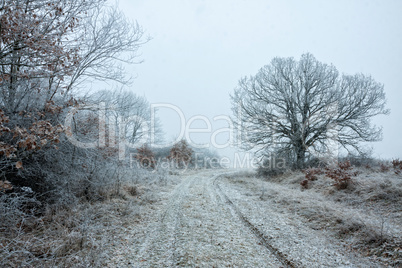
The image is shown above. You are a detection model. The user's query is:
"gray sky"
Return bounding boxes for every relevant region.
[117,0,402,159]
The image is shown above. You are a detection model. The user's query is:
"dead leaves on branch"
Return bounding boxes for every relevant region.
[301,167,324,189]
[324,161,359,190]
[15,161,23,169]
[0,108,64,168]
[0,180,13,191]
[302,161,358,190]
[0,1,81,75]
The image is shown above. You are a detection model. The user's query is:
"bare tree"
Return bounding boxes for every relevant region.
[64,3,149,94]
[89,89,163,147]
[231,53,389,168]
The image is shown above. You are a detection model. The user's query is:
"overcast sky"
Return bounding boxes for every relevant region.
[116,0,402,159]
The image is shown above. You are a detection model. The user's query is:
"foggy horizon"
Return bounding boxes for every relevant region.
[115,0,402,160]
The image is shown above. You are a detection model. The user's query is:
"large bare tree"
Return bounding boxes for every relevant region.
[231,53,389,168]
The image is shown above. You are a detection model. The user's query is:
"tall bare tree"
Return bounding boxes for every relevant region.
[231,53,389,168]
[89,89,163,147]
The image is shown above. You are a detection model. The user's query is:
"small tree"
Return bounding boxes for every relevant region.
[168,139,193,169]
[231,53,389,168]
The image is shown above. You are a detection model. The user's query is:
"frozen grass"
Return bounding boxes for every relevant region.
[223,166,402,267]
[0,167,176,267]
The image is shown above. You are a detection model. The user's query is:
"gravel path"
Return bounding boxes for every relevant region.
[107,170,385,267]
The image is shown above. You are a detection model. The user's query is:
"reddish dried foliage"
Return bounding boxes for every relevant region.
[1,107,63,168]
[300,161,358,190]
[324,161,358,190]
[301,167,324,189]
[0,1,80,83]
[0,0,84,169]
[380,163,390,172]
[303,167,323,181]
[300,179,309,189]
[392,159,402,174]
[0,180,13,192]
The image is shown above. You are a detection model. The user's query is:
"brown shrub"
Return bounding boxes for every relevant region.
[0,180,13,192]
[380,163,390,172]
[300,179,309,189]
[392,159,402,174]
[392,159,402,169]
[134,145,156,169]
[324,161,358,190]
[303,167,323,181]
[300,167,324,189]
[167,139,193,168]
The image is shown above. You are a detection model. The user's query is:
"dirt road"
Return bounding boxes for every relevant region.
[113,170,384,267]
[133,170,285,267]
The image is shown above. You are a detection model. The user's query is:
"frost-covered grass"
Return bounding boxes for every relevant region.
[0,167,177,267]
[223,167,402,267]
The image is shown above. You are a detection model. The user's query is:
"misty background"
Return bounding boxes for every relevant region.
[114,0,402,159]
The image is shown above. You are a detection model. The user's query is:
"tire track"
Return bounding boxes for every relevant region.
[213,173,297,268]
[165,174,196,266]
[136,173,196,267]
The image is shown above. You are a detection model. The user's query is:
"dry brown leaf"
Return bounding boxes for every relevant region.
[16,161,23,169]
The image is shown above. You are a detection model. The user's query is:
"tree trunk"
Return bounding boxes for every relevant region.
[295,146,306,169]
